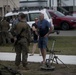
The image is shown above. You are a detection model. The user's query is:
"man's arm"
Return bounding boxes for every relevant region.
[44,21,52,37]
[27,25,32,45]
[44,27,52,37]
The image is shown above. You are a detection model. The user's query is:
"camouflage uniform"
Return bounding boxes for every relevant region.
[12,21,31,67]
[0,19,10,45]
[0,21,2,45]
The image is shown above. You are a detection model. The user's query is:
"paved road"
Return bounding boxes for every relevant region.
[50,30,76,36]
[0,52,76,65]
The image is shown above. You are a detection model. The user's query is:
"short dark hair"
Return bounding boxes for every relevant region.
[19,13,26,19]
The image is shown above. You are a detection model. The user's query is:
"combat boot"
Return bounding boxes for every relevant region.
[15,66,20,70]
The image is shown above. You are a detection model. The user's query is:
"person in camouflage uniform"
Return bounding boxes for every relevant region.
[0,17,10,45]
[0,18,2,45]
[11,13,31,70]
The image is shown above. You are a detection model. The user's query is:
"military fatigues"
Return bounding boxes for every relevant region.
[0,21,2,45]
[0,20,10,45]
[12,21,31,67]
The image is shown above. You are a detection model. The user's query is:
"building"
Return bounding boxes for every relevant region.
[50,0,76,14]
[57,0,76,14]
[20,0,47,7]
[20,0,76,14]
[0,0,19,17]
[0,0,76,17]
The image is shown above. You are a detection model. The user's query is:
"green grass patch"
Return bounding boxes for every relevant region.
[47,36,76,55]
[0,36,76,55]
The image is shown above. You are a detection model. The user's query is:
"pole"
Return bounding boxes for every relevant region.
[2,0,4,17]
[7,0,8,13]
[52,0,54,10]
[73,0,75,12]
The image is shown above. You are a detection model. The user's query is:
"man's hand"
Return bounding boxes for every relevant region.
[14,37,17,42]
[11,37,17,43]
[44,33,49,37]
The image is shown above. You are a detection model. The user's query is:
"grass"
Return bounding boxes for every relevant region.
[0,61,76,75]
[0,36,76,75]
[0,36,76,55]
[47,36,76,55]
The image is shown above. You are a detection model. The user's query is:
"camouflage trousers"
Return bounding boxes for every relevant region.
[1,32,11,45]
[15,38,29,67]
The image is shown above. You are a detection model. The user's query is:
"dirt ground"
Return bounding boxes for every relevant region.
[0,61,76,75]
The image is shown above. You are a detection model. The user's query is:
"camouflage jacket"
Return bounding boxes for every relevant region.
[11,21,31,44]
[0,20,10,32]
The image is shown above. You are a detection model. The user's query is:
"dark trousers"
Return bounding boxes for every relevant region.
[15,39,29,67]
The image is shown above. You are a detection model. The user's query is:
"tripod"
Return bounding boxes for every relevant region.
[46,39,68,69]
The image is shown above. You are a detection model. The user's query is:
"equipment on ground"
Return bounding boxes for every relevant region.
[40,39,68,70]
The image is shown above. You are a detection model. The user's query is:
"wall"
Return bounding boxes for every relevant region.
[0,0,19,17]
[61,0,76,6]
[20,0,47,7]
